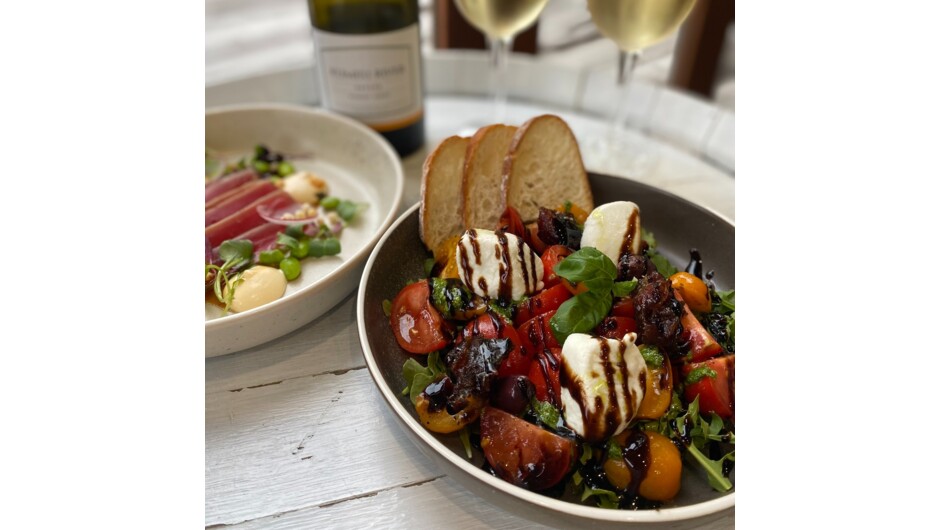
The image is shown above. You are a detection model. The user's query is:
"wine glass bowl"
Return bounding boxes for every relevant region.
[452,0,549,128]
[587,0,697,53]
[582,0,697,178]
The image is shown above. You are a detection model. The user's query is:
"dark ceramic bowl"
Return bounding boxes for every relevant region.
[357,173,735,526]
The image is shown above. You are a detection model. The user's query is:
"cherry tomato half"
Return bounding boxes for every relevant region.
[513,283,572,327]
[540,245,572,288]
[460,312,529,378]
[390,279,453,354]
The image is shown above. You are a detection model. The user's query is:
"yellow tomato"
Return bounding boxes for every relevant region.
[603,430,682,501]
[669,272,711,313]
[434,235,462,279]
[415,394,481,434]
[635,360,673,420]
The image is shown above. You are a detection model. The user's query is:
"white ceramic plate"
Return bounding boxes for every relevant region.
[357,174,734,527]
[206,104,404,357]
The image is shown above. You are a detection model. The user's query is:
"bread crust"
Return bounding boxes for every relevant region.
[501,114,593,222]
[462,124,517,230]
[420,135,470,252]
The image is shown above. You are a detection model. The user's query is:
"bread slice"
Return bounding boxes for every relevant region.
[502,115,594,223]
[419,135,470,254]
[462,124,518,230]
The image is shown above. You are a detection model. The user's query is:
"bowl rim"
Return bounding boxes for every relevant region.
[205,102,405,332]
[356,192,735,524]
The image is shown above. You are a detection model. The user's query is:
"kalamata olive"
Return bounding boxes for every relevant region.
[490,375,534,415]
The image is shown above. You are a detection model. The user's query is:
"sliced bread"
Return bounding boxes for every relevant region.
[501,114,594,222]
[419,135,470,254]
[461,124,518,230]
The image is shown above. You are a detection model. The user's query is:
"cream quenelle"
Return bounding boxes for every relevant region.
[223,265,287,313]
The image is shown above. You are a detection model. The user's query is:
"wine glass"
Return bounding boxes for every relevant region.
[453,0,549,129]
[584,0,697,177]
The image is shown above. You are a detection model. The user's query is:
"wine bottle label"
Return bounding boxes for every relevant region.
[313,24,423,132]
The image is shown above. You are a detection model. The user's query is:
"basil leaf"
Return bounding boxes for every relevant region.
[554,247,617,283]
[612,279,637,297]
[550,290,613,343]
[582,276,614,293]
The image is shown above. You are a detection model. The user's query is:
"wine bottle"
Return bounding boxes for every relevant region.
[308,0,426,157]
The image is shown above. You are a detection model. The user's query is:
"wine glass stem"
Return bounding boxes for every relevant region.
[608,50,641,143]
[489,35,513,123]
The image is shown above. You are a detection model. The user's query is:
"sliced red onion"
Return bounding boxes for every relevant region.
[257,202,320,226]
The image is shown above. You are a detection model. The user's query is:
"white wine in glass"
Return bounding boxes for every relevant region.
[585,0,697,176]
[454,0,549,125]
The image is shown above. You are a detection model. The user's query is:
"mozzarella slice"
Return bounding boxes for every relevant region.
[580,201,643,265]
[559,333,647,442]
[456,229,544,301]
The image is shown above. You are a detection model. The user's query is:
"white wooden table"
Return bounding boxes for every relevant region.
[206,48,734,529]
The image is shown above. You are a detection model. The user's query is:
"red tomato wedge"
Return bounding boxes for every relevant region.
[675,292,723,362]
[540,245,572,288]
[389,280,453,354]
[594,316,638,340]
[525,223,547,254]
[682,355,735,419]
[459,313,529,377]
[611,296,636,318]
[513,283,572,327]
[528,346,562,406]
[480,407,577,491]
[497,206,526,238]
[518,311,561,357]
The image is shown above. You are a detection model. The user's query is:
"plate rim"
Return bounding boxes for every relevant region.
[356,176,735,523]
[205,103,405,350]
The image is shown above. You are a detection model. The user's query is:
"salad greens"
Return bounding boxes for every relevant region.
[549,248,637,343]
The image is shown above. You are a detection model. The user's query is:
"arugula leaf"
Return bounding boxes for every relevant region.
[581,487,620,509]
[670,395,735,492]
[647,249,679,277]
[715,289,735,313]
[401,351,447,405]
[641,228,658,248]
[530,398,561,430]
[458,427,473,459]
